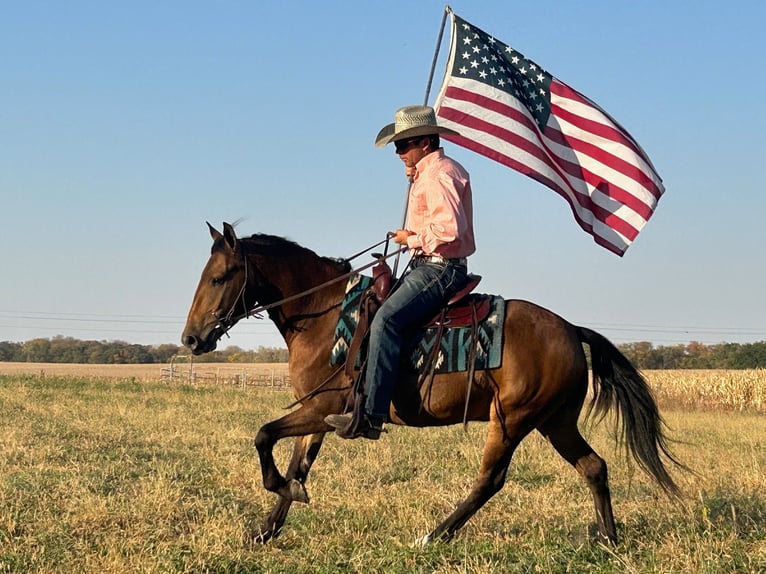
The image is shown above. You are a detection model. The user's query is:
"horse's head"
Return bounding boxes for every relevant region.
[182,222,250,355]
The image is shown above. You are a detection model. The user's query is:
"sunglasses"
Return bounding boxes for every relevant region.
[394,137,423,154]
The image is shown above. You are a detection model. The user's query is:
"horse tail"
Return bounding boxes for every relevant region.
[577,326,684,498]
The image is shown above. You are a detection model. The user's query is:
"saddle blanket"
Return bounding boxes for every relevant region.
[330,274,505,374]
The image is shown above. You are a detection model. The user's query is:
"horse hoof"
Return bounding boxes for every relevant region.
[246,525,276,546]
[249,530,269,545]
[412,533,433,548]
[288,479,310,504]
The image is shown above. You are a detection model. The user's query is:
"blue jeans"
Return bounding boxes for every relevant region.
[364,258,469,420]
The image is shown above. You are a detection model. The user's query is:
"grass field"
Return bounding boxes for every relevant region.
[0,365,764,573]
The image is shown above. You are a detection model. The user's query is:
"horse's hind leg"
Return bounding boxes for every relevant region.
[420,418,522,545]
[252,432,326,544]
[539,419,617,544]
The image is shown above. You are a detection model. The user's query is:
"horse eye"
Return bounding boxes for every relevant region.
[211,276,225,286]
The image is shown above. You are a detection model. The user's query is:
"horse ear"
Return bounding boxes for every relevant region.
[207,221,223,242]
[222,222,239,252]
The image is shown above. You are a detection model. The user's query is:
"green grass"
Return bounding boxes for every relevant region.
[0,374,764,573]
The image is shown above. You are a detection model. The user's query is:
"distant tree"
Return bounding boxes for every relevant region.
[152,344,181,363]
[619,341,654,368]
[21,338,52,362]
[0,341,21,361]
[683,341,714,368]
[12,335,766,368]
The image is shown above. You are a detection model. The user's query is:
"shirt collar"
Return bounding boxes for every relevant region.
[413,148,444,181]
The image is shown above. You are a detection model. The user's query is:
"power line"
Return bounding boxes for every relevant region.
[2,310,765,345]
[3,309,765,335]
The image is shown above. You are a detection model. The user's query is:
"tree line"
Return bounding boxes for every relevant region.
[0,337,289,364]
[1,336,766,369]
[617,340,766,369]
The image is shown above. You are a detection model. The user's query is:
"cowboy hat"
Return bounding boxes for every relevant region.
[374,105,460,147]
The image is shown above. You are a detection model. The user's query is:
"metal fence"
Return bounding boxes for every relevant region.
[160,356,290,388]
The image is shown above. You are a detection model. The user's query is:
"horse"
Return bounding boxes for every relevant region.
[181,222,683,545]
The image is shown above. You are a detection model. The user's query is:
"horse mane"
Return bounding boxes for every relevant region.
[235,233,352,274]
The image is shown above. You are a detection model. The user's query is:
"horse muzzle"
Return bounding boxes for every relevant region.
[181,325,223,355]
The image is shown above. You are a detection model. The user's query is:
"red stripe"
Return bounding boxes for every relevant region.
[441,86,641,240]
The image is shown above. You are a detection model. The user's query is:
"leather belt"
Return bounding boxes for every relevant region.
[415,254,467,267]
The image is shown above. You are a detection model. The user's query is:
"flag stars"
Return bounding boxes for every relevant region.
[449,16,553,129]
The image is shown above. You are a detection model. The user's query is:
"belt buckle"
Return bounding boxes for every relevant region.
[423,254,445,264]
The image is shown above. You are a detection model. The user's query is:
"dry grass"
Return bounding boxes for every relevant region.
[0,370,764,572]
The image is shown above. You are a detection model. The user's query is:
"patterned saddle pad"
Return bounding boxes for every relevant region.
[330,274,505,374]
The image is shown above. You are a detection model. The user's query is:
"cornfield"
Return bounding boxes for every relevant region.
[645,369,765,413]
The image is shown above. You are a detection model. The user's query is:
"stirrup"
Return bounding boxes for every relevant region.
[324,413,384,440]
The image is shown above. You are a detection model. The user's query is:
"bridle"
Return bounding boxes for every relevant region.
[211,236,405,341]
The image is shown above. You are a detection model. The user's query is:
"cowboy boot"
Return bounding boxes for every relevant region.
[324,413,384,440]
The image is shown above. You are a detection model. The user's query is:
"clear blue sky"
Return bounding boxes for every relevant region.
[2,1,764,352]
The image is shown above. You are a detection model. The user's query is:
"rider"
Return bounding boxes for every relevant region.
[325,105,476,439]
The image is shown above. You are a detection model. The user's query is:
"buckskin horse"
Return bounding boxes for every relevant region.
[181,222,683,545]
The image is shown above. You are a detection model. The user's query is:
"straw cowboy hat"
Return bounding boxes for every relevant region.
[374,105,460,147]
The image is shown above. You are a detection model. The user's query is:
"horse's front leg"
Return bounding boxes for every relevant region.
[252,431,326,543]
[254,406,331,504]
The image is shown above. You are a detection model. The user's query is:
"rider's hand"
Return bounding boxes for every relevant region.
[391,229,414,246]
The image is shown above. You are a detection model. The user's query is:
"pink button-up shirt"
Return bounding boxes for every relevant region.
[405,148,476,259]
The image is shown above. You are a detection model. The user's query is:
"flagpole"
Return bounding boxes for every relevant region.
[423,5,451,105]
[392,5,452,279]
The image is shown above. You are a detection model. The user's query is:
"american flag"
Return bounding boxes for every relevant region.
[434,11,665,256]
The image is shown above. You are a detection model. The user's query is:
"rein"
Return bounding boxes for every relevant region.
[212,236,405,410]
[213,237,404,338]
